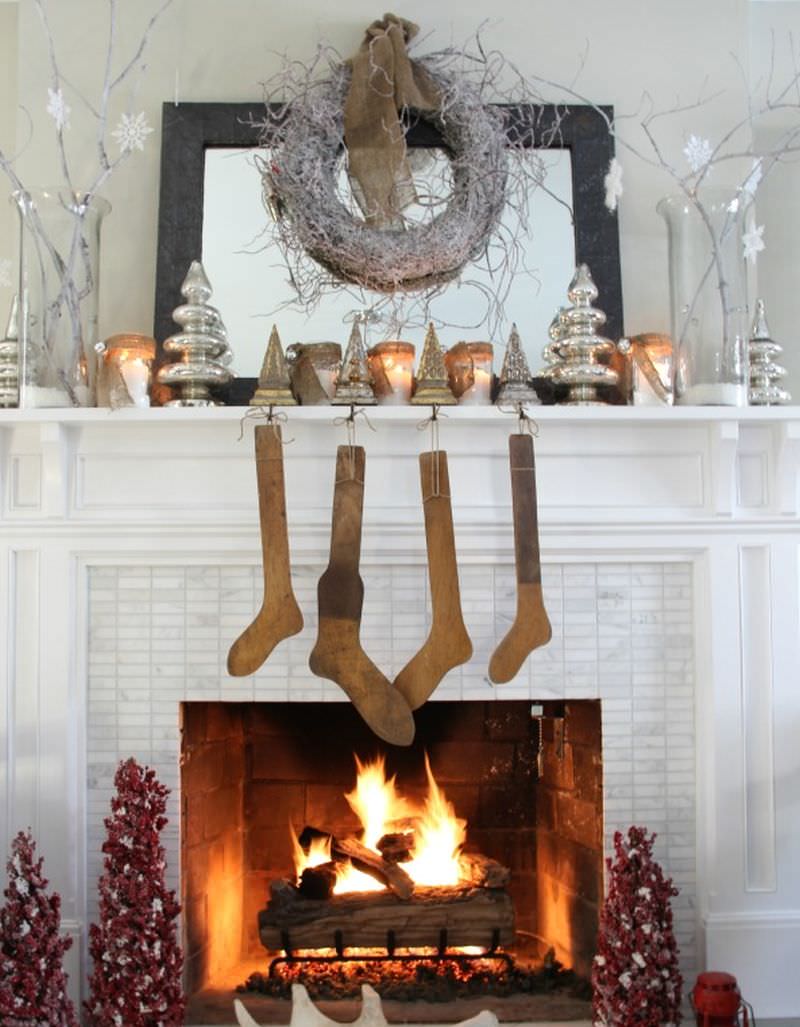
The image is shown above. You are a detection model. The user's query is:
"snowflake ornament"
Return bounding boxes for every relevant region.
[743,224,765,264]
[112,112,154,153]
[684,134,713,174]
[46,87,71,131]
[0,259,12,289]
[603,157,623,212]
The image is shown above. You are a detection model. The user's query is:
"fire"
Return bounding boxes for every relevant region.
[292,755,467,894]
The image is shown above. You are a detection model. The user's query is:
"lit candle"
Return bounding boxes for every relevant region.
[368,342,415,404]
[100,334,156,409]
[120,357,151,408]
[455,342,494,405]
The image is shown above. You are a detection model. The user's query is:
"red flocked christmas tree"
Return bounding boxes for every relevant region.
[0,830,78,1026]
[592,825,682,1027]
[85,757,185,1027]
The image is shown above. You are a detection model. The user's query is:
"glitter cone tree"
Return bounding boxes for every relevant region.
[592,826,682,1027]
[85,757,184,1026]
[0,830,78,1026]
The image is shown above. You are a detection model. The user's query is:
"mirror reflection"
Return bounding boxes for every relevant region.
[202,147,575,377]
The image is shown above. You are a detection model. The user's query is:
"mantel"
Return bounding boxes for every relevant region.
[0,405,798,530]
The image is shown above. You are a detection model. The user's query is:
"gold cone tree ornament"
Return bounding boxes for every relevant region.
[251,325,297,406]
[411,323,457,405]
[332,319,377,405]
[495,323,540,406]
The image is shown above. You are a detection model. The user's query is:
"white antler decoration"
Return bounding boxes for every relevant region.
[235,983,500,1027]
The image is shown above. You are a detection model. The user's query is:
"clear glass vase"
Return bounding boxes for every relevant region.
[13,189,110,408]
[657,190,750,405]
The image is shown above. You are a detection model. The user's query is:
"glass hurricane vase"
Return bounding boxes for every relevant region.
[657,190,750,406]
[13,189,110,408]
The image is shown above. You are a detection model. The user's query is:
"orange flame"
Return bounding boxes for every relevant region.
[292,755,467,894]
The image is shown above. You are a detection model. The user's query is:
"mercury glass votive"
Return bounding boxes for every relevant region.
[445,342,494,404]
[99,334,156,409]
[368,342,415,404]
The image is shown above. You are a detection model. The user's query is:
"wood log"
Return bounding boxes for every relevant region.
[333,837,414,900]
[298,862,339,901]
[458,853,511,889]
[297,827,414,900]
[376,832,413,863]
[259,884,514,952]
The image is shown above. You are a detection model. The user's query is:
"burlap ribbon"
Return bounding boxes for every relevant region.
[344,13,440,227]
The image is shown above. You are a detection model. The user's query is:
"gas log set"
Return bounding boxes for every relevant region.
[259,756,514,961]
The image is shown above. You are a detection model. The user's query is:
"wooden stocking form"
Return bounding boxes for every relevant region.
[228,425,304,676]
[309,445,415,746]
[488,433,551,683]
[394,450,472,709]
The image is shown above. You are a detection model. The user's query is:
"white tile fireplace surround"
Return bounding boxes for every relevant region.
[0,405,799,1020]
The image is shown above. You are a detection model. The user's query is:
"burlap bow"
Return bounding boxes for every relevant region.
[344,14,440,227]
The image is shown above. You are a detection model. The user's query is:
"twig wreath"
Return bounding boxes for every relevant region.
[261,58,509,296]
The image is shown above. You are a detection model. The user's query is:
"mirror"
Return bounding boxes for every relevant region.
[155,102,622,401]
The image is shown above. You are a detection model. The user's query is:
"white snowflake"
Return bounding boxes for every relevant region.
[0,259,12,288]
[112,111,154,153]
[603,157,623,212]
[152,896,163,913]
[619,971,633,990]
[684,134,713,174]
[637,886,652,899]
[14,877,29,896]
[742,158,763,197]
[743,224,765,264]
[46,87,71,131]
[632,951,646,968]
[19,920,30,937]
[594,954,606,966]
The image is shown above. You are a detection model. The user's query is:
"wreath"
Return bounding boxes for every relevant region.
[262,60,510,296]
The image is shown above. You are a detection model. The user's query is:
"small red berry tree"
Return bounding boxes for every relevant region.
[592,825,682,1027]
[0,829,78,1026]
[85,757,185,1026]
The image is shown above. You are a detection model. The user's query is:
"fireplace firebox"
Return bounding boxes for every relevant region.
[180,699,603,1023]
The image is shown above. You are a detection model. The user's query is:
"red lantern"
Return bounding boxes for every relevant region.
[690,972,755,1027]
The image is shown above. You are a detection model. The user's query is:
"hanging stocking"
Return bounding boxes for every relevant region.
[394,450,472,708]
[227,424,303,675]
[489,433,551,683]
[309,444,415,746]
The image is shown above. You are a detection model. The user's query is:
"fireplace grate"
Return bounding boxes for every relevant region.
[268,927,513,978]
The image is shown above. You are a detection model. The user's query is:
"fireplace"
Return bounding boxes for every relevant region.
[180,699,603,1021]
[18,409,797,1016]
[81,545,699,1021]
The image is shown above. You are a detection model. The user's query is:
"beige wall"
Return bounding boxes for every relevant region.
[7,0,799,393]
[0,2,17,322]
[749,1,800,393]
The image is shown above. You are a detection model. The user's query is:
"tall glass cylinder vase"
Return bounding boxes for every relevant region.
[13,189,110,407]
[657,190,750,405]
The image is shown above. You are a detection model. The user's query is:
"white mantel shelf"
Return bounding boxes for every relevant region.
[0,403,799,424]
[0,403,799,1018]
[1,403,799,531]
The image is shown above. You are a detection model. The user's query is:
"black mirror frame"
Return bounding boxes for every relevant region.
[154,101,623,405]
